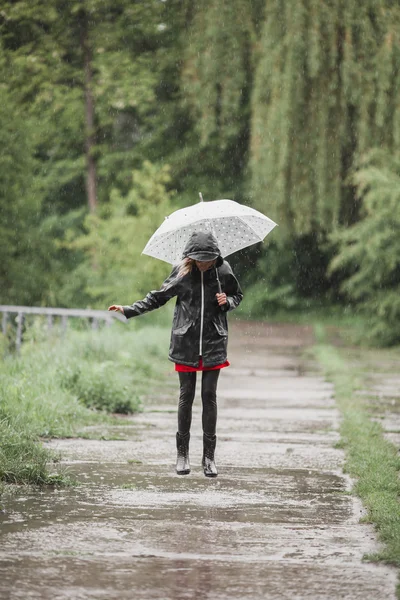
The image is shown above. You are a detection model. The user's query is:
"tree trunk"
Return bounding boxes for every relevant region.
[80,11,97,213]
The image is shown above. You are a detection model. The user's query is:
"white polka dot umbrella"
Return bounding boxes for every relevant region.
[142,196,277,264]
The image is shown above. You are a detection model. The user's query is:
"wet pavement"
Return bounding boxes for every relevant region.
[0,321,397,599]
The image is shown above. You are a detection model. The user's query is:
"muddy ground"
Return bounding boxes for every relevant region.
[0,321,397,599]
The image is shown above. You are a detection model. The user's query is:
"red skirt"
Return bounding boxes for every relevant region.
[175,357,230,372]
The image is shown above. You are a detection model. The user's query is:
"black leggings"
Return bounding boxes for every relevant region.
[178,369,220,437]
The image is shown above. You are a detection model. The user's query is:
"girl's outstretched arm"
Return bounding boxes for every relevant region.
[115,266,180,319]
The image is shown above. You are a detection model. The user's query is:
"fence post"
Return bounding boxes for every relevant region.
[2,312,7,336]
[47,314,53,333]
[16,312,24,355]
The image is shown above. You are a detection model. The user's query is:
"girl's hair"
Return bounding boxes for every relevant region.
[178,257,195,278]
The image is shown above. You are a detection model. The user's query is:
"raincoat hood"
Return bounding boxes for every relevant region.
[182,231,223,265]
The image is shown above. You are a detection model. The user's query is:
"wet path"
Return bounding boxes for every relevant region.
[0,322,397,599]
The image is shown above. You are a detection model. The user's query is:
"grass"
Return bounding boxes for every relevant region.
[0,318,171,494]
[312,328,400,595]
[0,418,66,485]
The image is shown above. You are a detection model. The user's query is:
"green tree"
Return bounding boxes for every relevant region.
[0,83,49,305]
[61,161,175,308]
[250,0,400,236]
[329,149,400,345]
[174,0,258,200]
[0,0,170,214]
[182,0,255,149]
[0,0,185,307]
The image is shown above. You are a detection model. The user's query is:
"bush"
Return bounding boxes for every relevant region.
[58,361,140,414]
[0,417,58,485]
[235,235,339,319]
[329,149,400,346]
[60,161,176,309]
[0,321,171,489]
[239,280,305,318]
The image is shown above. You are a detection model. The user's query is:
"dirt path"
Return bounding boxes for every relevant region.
[0,322,397,599]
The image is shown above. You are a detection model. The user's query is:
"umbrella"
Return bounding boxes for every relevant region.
[142,194,277,265]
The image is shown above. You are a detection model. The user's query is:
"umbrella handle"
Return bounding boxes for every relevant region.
[215,267,222,294]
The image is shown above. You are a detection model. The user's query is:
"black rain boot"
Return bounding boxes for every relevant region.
[202,433,218,477]
[176,432,190,475]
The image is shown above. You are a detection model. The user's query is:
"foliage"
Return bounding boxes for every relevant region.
[235,235,339,318]
[61,161,175,307]
[0,417,64,486]
[0,320,172,489]
[0,0,170,209]
[57,362,137,414]
[0,81,48,305]
[172,0,258,202]
[329,149,400,345]
[250,0,400,236]
[182,0,254,149]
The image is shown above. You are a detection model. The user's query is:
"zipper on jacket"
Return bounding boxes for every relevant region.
[199,271,204,356]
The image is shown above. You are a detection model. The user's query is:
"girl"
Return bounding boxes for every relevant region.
[108,231,243,477]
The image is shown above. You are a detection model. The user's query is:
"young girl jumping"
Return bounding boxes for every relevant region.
[108,231,243,477]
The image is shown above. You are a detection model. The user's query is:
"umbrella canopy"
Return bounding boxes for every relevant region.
[142,198,277,265]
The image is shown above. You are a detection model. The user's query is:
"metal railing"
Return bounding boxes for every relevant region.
[0,305,125,354]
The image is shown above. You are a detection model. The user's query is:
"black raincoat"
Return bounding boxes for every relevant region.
[123,232,243,367]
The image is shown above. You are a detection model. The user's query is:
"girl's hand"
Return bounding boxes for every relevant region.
[108,305,124,315]
[216,293,227,306]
